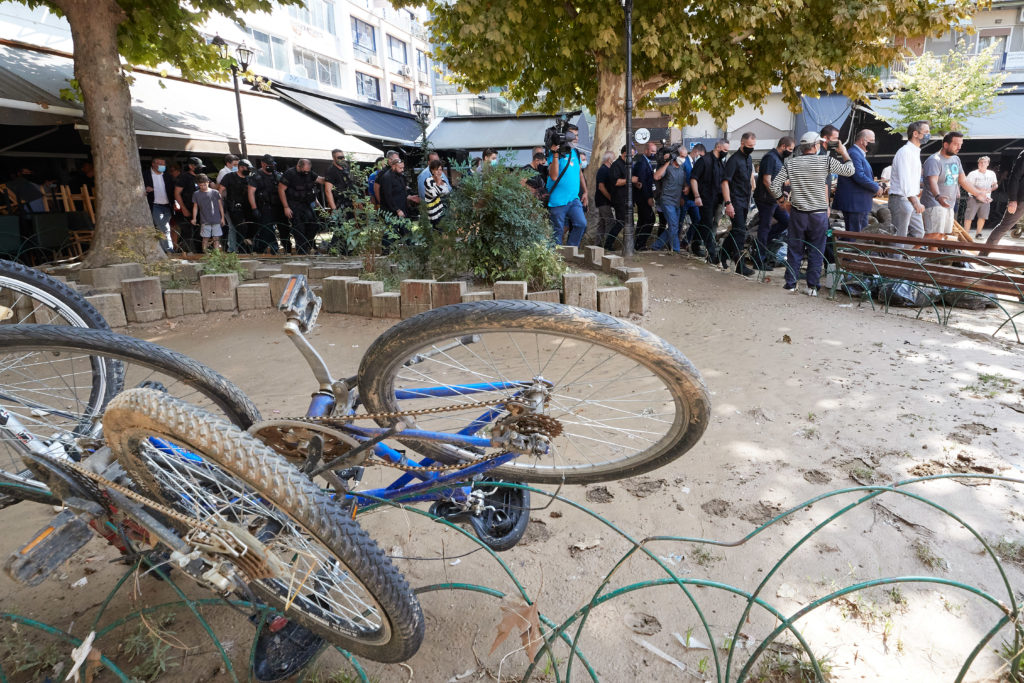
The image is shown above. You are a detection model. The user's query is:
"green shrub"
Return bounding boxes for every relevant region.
[199,248,247,279]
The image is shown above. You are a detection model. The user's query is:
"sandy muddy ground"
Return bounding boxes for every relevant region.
[1,252,1023,682]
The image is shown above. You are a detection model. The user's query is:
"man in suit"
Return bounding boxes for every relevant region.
[142,157,174,251]
[833,129,881,232]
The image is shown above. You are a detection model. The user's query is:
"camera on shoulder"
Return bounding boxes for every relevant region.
[657,143,682,165]
[544,113,578,156]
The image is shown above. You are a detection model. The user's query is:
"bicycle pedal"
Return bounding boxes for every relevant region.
[5,509,94,586]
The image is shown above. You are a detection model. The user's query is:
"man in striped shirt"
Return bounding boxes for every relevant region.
[770,131,855,296]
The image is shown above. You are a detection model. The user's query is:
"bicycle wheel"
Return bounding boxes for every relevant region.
[0,260,110,329]
[358,300,711,485]
[104,388,424,663]
[0,325,260,507]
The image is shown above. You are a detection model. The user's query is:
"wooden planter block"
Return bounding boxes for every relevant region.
[597,286,629,317]
[109,263,144,281]
[347,280,384,317]
[200,273,239,312]
[557,245,580,260]
[372,292,402,318]
[254,266,282,280]
[585,245,605,267]
[562,272,597,310]
[601,254,625,273]
[323,276,359,314]
[526,290,561,303]
[237,283,272,310]
[336,265,364,278]
[239,260,260,279]
[84,293,127,327]
[281,262,309,278]
[121,277,165,323]
[493,281,528,300]
[163,290,203,318]
[268,274,295,307]
[308,265,336,282]
[430,281,467,308]
[174,262,203,283]
[625,278,649,315]
[79,267,121,292]
[462,291,494,302]
[400,279,434,318]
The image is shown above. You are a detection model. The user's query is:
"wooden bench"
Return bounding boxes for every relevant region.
[830,230,1024,341]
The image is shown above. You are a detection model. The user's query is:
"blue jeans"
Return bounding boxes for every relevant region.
[786,209,828,289]
[549,198,587,246]
[755,200,789,268]
[842,211,868,233]
[151,204,173,250]
[652,203,682,251]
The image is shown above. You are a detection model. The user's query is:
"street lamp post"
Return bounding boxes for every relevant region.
[212,35,253,159]
[413,97,431,153]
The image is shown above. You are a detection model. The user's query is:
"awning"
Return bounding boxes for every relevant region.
[867,94,1024,140]
[427,112,593,164]
[0,43,381,161]
[794,94,853,139]
[275,86,423,146]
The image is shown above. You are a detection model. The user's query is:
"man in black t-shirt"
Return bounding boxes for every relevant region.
[689,139,730,263]
[278,159,320,255]
[220,159,254,252]
[173,156,203,252]
[719,132,756,275]
[603,145,634,251]
[595,151,614,248]
[247,154,283,255]
[324,149,353,212]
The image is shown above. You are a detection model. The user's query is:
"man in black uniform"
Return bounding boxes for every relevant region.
[220,159,254,253]
[247,154,282,255]
[173,156,203,253]
[689,139,730,264]
[278,158,320,255]
[720,132,756,275]
[603,144,633,251]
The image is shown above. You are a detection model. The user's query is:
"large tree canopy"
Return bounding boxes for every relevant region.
[397,0,977,248]
[18,0,288,266]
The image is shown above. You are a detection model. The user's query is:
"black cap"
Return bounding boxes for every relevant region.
[186,156,204,169]
[261,153,275,165]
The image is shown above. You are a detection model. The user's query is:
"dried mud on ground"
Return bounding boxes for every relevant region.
[2,252,1024,682]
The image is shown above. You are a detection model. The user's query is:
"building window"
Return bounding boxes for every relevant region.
[356,72,380,103]
[288,0,335,35]
[248,29,288,71]
[352,16,376,63]
[387,35,408,65]
[293,48,342,89]
[416,49,429,74]
[391,83,411,111]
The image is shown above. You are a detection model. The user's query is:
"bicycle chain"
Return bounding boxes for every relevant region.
[263,397,558,474]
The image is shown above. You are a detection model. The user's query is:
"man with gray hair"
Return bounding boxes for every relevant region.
[771,131,855,296]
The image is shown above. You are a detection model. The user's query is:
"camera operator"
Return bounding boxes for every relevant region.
[247,154,283,255]
[219,158,254,253]
[278,159,321,255]
[650,144,687,252]
[545,123,587,247]
[770,131,854,296]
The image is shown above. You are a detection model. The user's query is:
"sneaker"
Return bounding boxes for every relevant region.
[805,287,819,297]
[784,284,798,294]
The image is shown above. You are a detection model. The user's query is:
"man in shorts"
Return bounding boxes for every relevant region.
[965,156,998,238]
[921,131,987,243]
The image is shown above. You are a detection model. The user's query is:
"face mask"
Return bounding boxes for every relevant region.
[581,160,588,169]
[717,150,727,159]
[920,133,931,145]
[864,142,876,154]
[299,170,310,177]
[491,159,499,166]
[677,155,686,164]
[240,169,250,176]
[781,150,793,159]
[742,146,754,156]
[157,165,166,173]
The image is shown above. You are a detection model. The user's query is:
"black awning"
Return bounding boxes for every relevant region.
[275,86,423,146]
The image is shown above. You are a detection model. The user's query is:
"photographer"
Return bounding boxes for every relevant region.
[219,158,254,252]
[545,121,587,247]
[278,159,321,255]
[651,144,688,253]
[247,154,283,255]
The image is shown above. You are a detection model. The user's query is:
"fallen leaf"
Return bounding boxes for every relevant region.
[489,600,543,662]
[781,334,792,344]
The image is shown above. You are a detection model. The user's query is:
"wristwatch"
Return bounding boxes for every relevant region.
[724,200,732,206]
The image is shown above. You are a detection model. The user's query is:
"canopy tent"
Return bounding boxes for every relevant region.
[0,43,381,161]
[427,112,593,166]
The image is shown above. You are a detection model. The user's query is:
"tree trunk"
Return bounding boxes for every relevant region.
[55,0,166,268]
[589,58,627,206]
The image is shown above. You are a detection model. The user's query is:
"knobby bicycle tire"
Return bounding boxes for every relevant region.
[104,388,424,663]
[0,260,110,330]
[358,300,711,485]
[0,326,261,507]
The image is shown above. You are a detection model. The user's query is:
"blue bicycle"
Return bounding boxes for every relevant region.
[0,274,709,672]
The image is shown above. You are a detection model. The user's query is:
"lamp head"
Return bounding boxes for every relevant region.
[236,43,253,72]
[210,34,229,60]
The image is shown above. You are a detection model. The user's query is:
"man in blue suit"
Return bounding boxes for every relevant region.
[833,129,881,232]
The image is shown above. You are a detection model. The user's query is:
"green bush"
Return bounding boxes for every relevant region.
[199,248,247,280]
[416,163,565,290]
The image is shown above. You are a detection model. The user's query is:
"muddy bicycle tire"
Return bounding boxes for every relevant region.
[358,300,711,485]
[104,388,424,662]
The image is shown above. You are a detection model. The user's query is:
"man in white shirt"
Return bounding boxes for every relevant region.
[965,156,998,238]
[143,157,174,251]
[887,120,930,242]
[216,154,239,187]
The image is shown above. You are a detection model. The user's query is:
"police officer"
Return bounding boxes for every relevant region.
[247,154,283,255]
[173,156,204,253]
[278,158,321,255]
[220,159,254,252]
